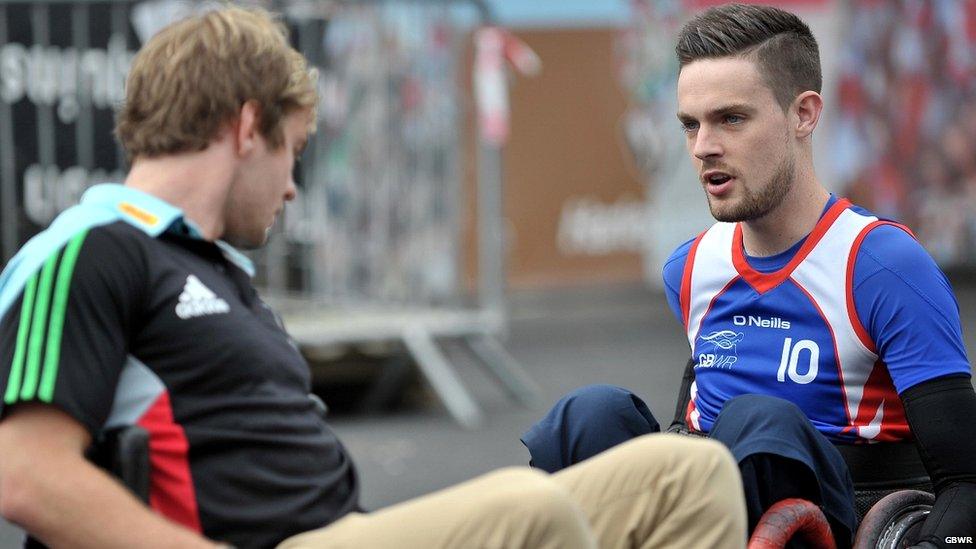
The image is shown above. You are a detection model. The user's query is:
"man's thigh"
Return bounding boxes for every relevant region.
[276,467,595,549]
[551,433,747,549]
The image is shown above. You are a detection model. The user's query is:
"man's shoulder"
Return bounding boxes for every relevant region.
[662,235,701,293]
[0,204,153,318]
[9,204,152,267]
[853,221,933,275]
[836,202,926,269]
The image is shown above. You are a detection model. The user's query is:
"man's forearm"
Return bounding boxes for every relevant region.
[0,404,220,549]
[2,452,219,549]
[901,375,976,546]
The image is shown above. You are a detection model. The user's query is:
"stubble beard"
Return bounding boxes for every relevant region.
[707,152,796,223]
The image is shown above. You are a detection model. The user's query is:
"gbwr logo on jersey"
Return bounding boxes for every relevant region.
[696,330,743,369]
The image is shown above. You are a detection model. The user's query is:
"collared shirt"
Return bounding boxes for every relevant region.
[0,184,359,548]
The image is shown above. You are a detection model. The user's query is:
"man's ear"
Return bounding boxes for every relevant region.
[793,91,823,139]
[236,100,261,157]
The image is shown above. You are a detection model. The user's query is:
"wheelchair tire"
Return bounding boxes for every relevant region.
[748,498,836,549]
[852,489,934,549]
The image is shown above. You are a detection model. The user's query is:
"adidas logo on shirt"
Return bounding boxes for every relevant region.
[175,274,231,319]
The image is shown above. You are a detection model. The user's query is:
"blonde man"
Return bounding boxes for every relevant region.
[0,7,746,548]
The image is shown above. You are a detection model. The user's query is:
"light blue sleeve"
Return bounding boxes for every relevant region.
[0,205,118,319]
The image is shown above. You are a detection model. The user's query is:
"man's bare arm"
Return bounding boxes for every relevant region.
[0,403,222,549]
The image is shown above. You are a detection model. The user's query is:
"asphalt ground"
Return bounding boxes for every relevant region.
[2,282,974,546]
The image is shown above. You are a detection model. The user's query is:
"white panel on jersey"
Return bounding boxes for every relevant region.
[686,222,739,348]
[688,380,701,431]
[858,399,885,441]
[789,208,878,431]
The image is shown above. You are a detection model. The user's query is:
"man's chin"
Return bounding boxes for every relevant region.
[707,197,744,223]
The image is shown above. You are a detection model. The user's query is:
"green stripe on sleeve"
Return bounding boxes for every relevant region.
[5,274,39,404]
[20,253,59,401]
[39,230,88,402]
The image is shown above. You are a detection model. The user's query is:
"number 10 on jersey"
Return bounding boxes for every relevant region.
[777,338,820,384]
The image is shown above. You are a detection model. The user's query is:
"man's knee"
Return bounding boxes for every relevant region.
[523,385,659,472]
[564,383,631,404]
[554,384,654,422]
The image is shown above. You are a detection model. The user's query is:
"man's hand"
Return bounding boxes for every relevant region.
[0,403,221,548]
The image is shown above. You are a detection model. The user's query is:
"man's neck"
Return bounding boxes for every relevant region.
[123,145,235,241]
[740,179,830,258]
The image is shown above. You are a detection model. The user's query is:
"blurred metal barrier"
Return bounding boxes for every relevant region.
[0,0,541,428]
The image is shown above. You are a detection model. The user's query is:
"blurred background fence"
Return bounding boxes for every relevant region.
[0,0,543,428]
[260,0,472,305]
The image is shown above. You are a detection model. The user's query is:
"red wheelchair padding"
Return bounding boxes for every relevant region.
[748,498,836,549]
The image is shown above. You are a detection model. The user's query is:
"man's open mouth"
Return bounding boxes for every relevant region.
[705,173,733,185]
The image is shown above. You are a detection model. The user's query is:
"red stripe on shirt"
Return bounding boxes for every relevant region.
[846,220,916,353]
[137,391,202,532]
[733,199,852,294]
[680,231,707,329]
[685,381,699,431]
[852,360,911,442]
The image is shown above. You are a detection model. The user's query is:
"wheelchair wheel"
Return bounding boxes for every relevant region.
[748,498,836,549]
[852,489,934,549]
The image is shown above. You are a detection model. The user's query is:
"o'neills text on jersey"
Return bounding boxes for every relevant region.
[732,315,791,329]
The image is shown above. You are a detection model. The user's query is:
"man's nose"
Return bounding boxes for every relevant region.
[692,126,723,161]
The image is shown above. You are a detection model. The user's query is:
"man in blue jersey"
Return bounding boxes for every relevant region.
[0,5,748,549]
[523,3,976,548]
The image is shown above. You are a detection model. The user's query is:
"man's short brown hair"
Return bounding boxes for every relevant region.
[675,3,821,110]
[115,6,317,160]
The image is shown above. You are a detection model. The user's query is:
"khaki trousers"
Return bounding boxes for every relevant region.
[277,434,746,549]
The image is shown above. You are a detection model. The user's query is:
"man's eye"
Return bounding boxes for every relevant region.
[725,115,743,124]
[681,121,699,133]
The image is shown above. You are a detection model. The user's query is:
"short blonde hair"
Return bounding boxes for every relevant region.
[116,6,317,160]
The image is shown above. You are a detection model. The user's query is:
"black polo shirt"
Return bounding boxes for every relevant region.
[0,185,359,548]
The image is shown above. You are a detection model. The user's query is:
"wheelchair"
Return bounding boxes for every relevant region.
[668,358,935,549]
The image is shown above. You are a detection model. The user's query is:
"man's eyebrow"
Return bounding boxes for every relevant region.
[710,103,756,116]
[677,103,757,121]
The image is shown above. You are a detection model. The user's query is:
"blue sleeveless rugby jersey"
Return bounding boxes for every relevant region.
[668,198,971,444]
